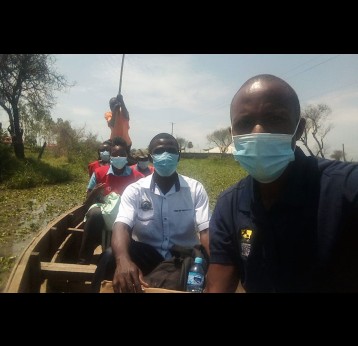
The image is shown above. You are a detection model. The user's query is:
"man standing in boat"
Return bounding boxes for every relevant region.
[104,94,132,156]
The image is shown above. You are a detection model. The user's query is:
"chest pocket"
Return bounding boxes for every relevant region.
[137,198,155,221]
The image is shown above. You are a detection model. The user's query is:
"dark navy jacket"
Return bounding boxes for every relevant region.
[209,147,358,292]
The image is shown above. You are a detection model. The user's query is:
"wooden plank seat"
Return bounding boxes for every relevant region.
[67,227,84,233]
[40,262,97,282]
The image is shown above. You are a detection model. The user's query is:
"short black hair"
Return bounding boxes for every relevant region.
[112,136,128,149]
[148,133,179,153]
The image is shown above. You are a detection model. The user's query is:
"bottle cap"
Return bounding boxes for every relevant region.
[194,257,203,264]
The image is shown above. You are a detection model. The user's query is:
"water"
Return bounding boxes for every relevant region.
[186,257,205,293]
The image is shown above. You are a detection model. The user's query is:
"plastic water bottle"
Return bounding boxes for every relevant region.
[186,257,205,293]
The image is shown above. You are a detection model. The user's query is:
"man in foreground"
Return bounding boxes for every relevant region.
[205,74,358,293]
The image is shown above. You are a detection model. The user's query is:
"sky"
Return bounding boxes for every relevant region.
[1,54,358,160]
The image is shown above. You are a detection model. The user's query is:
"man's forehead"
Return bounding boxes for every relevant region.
[240,79,286,95]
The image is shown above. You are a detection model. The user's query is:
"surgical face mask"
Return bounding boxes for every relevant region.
[137,160,149,170]
[152,152,179,177]
[232,119,300,183]
[110,156,128,169]
[100,151,110,162]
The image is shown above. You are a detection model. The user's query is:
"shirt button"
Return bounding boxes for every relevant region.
[164,217,167,220]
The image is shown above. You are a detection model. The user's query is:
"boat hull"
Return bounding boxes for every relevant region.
[4,204,92,293]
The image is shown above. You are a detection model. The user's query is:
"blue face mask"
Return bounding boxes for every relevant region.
[100,151,110,162]
[137,161,149,170]
[232,120,300,183]
[152,152,179,177]
[110,156,128,169]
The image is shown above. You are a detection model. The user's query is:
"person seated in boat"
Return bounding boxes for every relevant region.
[78,136,145,265]
[205,74,358,293]
[104,94,132,156]
[87,139,112,178]
[91,133,211,292]
[130,148,154,177]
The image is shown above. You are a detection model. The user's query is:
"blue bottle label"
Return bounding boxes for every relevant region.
[187,271,204,285]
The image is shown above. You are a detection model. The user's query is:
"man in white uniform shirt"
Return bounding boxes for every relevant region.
[92,133,210,293]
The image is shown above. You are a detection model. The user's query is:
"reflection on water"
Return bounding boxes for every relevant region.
[0,234,35,292]
[0,235,33,257]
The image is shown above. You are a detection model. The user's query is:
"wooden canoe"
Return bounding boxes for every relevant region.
[4,204,191,293]
[4,204,245,293]
[4,204,98,293]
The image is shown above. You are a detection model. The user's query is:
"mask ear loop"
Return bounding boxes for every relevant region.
[230,126,235,142]
[292,117,302,151]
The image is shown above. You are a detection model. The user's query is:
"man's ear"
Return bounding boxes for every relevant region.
[177,151,181,163]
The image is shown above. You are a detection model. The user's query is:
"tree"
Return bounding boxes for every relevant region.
[52,118,100,164]
[330,150,344,161]
[0,54,72,159]
[330,144,349,162]
[206,127,232,155]
[176,137,187,151]
[20,102,54,148]
[299,104,333,159]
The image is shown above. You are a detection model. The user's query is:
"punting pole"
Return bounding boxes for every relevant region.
[118,54,125,95]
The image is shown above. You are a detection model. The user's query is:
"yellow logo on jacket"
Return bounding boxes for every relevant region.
[240,229,253,258]
[241,229,253,241]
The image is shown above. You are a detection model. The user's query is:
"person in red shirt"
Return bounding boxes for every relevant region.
[105,94,132,155]
[78,136,144,264]
[130,148,154,177]
[87,140,112,178]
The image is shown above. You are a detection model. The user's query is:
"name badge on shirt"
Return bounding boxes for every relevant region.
[140,200,153,211]
[240,229,253,258]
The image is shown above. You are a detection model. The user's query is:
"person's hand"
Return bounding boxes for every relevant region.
[85,183,106,206]
[92,182,106,199]
[116,94,124,104]
[109,96,121,112]
[112,256,148,293]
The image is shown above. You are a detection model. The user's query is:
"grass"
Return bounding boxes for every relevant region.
[178,155,247,211]
[0,150,247,291]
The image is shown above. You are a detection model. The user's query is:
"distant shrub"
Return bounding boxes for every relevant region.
[4,158,73,189]
[0,144,16,182]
